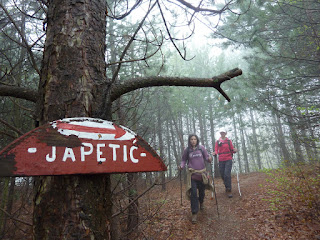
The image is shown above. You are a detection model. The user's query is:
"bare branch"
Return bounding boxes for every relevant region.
[111,0,157,83]
[0,68,242,104]
[0,85,38,103]
[157,1,194,61]
[0,118,24,136]
[0,3,41,75]
[107,0,143,20]
[0,207,32,226]
[112,173,179,218]
[174,0,227,14]
[110,68,243,102]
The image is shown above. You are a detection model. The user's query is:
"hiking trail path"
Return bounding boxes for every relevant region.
[146,172,277,240]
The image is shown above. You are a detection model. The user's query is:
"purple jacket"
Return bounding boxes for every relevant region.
[180,145,210,181]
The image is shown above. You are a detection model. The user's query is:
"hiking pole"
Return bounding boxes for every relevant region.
[212,155,220,219]
[180,170,182,206]
[212,176,220,219]
[232,145,241,197]
[235,165,242,197]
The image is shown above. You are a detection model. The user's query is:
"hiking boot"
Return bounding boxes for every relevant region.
[200,203,204,210]
[191,213,197,224]
[226,188,233,198]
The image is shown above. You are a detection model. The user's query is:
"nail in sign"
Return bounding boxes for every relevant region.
[0,117,167,176]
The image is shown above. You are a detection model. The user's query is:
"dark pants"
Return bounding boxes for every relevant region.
[219,160,233,190]
[190,179,205,214]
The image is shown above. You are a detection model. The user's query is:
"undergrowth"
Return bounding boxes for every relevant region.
[263,163,320,223]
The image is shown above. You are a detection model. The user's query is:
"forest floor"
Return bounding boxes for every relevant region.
[132,171,320,240]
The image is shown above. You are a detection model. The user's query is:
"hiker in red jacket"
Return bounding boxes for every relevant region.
[213,129,237,198]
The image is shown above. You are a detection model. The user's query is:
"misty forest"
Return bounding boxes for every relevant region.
[0,0,319,239]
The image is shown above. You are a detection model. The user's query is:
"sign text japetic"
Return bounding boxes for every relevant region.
[0,117,167,176]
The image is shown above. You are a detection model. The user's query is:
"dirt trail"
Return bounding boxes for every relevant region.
[159,172,267,240]
[197,172,265,240]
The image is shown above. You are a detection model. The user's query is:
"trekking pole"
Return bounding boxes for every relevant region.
[233,146,241,197]
[212,155,220,219]
[180,170,182,206]
[235,165,242,197]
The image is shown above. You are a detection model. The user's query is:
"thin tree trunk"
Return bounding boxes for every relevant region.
[126,173,139,234]
[304,108,318,161]
[1,177,15,237]
[171,111,185,152]
[156,96,166,191]
[0,178,9,237]
[287,116,305,164]
[273,111,292,166]
[296,107,315,162]
[232,113,242,173]
[208,100,217,178]
[166,123,172,178]
[239,113,250,173]
[192,107,196,134]
[169,119,180,169]
[198,108,205,145]
[250,108,262,170]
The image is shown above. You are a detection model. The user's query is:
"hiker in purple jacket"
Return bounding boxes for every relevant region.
[180,134,212,224]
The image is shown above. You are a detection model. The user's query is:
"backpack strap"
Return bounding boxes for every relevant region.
[227,140,231,152]
[217,139,232,155]
[186,146,205,165]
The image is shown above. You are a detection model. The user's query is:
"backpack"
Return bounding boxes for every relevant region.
[216,139,233,155]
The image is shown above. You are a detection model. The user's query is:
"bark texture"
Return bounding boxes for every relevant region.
[37,0,107,122]
[33,1,112,239]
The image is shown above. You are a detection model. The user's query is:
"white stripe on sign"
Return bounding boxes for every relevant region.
[28,148,37,153]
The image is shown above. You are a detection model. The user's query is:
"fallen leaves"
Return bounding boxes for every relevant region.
[128,168,319,239]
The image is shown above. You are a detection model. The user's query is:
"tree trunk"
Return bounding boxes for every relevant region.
[273,112,292,166]
[232,113,242,173]
[198,107,205,145]
[192,107,196,134]
[156,96,166,191]
[249,108,262,170]
[166,123,172,178]
[239,113,249,173]
[208,99,219,178]
[169,119,180,169]
[295,106,315,162]
[0,177,9,237]
[1,177,15,237]
[171,111,185,153]
[34,1,113,239]
[287,115,305,164]
[198,107,212,176]
[126,173,139,235]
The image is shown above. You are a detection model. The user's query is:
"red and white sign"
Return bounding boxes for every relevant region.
[0,117,167,176]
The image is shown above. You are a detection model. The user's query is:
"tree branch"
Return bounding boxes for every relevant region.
[0,118,24,136]
[0,3,41,75]
[174,0,227,14]
[0,68,242,104]
[0,85,38,103]
[110,68,242,102]
[0,207,32,226]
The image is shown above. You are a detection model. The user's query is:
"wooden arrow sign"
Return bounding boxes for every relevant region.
[0,117,167,176]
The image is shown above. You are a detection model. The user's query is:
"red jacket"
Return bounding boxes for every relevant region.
[215,137,235,161]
